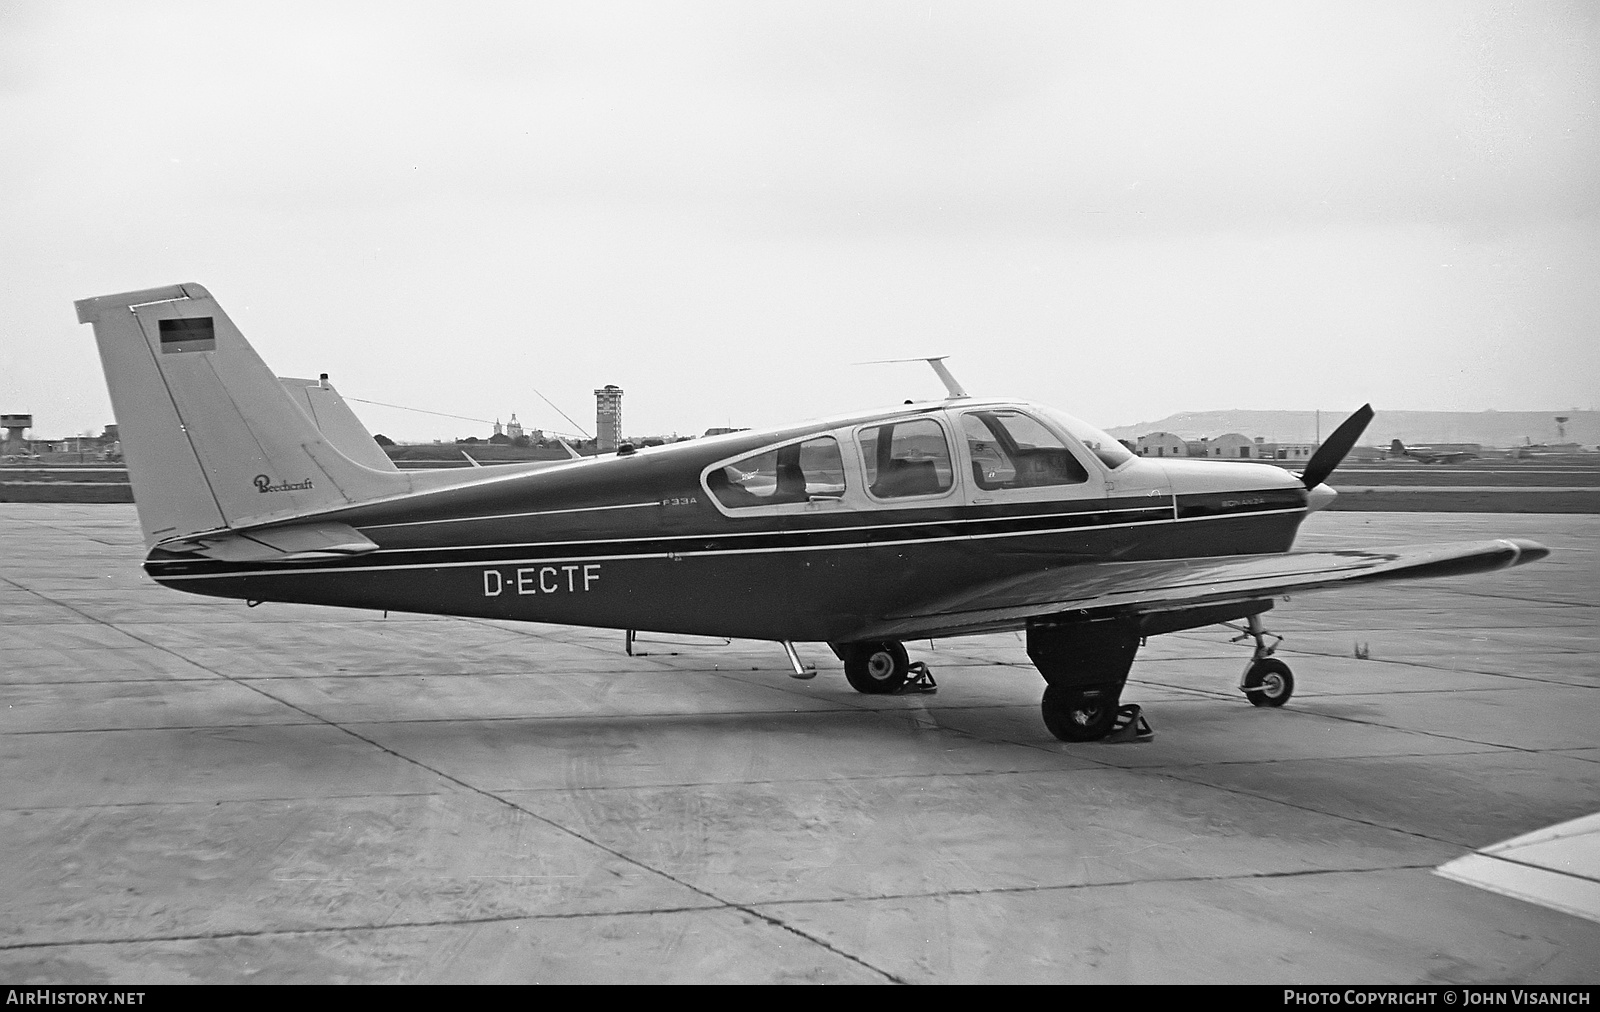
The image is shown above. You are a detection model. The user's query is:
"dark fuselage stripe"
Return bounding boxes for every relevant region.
[147,506,1306,582]
[358,500,663,530]
[349,503,1178,557]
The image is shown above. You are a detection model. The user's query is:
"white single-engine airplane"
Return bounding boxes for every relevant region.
[77,283,1549,742]
[1389,439,1478,465]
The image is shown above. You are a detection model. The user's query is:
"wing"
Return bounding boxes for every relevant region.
[856,539,1548,641]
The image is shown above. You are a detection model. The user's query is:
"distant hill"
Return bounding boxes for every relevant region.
[1104,410,1599,449]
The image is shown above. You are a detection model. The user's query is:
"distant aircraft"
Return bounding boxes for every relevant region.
[76,283,1548,743]
[1388,439,1477,464]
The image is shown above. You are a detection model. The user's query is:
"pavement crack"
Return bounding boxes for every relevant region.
[744,862,1446,911]
[0,904,734,952]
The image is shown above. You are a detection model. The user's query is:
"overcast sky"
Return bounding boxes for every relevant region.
[2,1,1596,441]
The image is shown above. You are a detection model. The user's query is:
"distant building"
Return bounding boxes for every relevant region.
[595,385,623,452]
[1259,442,1316,461]
[1136,432,1187,458]
[1208,432,1256,459]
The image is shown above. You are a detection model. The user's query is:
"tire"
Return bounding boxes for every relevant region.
[1243,658,1294,707]
[1040,684,1120,742]
[843,641,910,694]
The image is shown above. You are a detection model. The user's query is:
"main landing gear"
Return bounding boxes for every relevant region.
[834,640,938,695]
[1027,616,1151,743]
[1225,612,1295,707]
[833,622,1150,742]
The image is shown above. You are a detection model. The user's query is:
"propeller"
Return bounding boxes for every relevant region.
[1299,403,1374,490]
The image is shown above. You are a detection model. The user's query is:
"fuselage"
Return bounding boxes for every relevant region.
[144,398,1311,642]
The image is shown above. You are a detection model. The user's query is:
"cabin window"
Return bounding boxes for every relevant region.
[858,418,954,499]
[961,410,1089,490]
[707,436,846,508]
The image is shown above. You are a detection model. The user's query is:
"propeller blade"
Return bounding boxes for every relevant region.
[1300,404,1374,490]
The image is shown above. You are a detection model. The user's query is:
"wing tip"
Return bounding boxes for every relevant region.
[1501,538,1551,567]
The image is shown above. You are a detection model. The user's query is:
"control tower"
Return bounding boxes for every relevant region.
[594,385,623,453]
[2,414,32,457]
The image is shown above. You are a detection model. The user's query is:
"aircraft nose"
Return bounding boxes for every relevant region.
[1306,482,1338,513]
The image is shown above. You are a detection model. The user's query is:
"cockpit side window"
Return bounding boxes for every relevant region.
[961,410,1088,490]
[707,435,846,508]
[858,418,954,499]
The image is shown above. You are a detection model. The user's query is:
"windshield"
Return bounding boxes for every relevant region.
[1038,407,1135,469]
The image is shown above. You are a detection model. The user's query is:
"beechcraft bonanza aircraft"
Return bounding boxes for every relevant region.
[77,283,1549,742]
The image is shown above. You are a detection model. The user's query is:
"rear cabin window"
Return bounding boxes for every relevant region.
[707,436,846,508]
[858,418,954,499]
[961,410,1089,490]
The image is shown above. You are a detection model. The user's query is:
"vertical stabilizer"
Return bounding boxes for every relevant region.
[76,283,412,547]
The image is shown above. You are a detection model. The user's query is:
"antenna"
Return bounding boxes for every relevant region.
[855,356,970,398]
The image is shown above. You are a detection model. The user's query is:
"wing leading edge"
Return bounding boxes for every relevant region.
[857,539,1549,641]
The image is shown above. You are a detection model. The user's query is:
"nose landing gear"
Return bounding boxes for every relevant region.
[1225,613,1294,707]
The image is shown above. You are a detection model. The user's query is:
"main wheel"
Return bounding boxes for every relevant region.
[843,641,910,694]
[1243,658,1294,707]
[1040,684,1120,742]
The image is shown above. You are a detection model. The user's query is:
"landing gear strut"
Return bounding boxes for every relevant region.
[1225,613,1294,707]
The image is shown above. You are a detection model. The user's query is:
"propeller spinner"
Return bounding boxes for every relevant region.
[1300,404,1374,490]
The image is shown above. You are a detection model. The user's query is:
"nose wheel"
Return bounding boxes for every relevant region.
[1242,657,1294,707]
[1226,613,1294,707]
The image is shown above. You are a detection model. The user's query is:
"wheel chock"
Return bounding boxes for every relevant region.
[896,661,938,694]
[1102,704,1153,743]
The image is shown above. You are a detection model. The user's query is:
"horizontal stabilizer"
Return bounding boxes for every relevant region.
[163,521,379,563]
[279,376,397,472]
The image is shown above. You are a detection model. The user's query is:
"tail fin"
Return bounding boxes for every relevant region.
[1390,439,1406,455]
[76,283,411,547]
